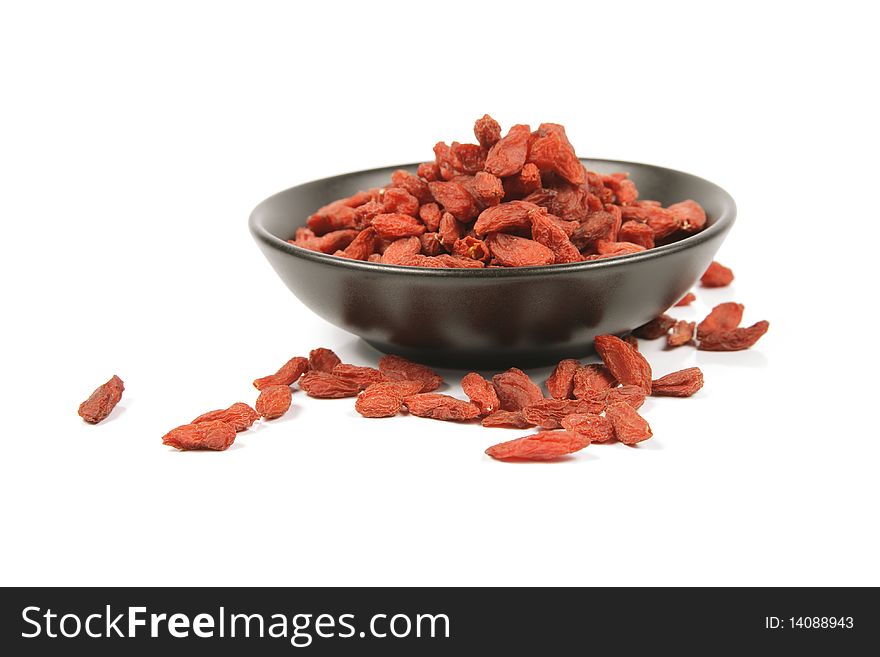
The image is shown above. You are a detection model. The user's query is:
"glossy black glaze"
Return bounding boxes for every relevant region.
[249,159,735,368]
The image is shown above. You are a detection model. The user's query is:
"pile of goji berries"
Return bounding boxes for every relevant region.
[125,259,766,457]
[290,115,708,267]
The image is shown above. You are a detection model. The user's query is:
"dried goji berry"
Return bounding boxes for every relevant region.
[418,202,442,232]
[667,320,695,348]
[254,356,309,390]
[602,173,639,205]
[599,385,646,410]
[594,240,646,257]
[381,236,422,264]
[502,162,541,199]
[451,142,487,174]
[78,375,124,424]
[427,181,478,221]
[192,402,259,432]
[439,211,464,247]
[572,364,617,397]
[651,367,704,397]
[521,398,604,429]
[433,141,457,181]
[162,419,236,451]
[561,413,615,443]
[307,200,358,235]
[486,233,555,267]
[667,199,706,232]
[674,292,696,307]
[481,410,534,429]
[371,213,427,240]
[473,171,504,206]
[452,236,490,262]
[308,348,342,373]
[698,320,770,351]
[492,367,544,411]
[299,371,361,398]
[634,314,676,340]
[378,354,443,392]
[605,402,652,444]
[484,123,531,177]
[594,334,652,394]
[461,372,501,415]
[474,114,502,149]
[529,207,582,263]
[419,232,444,256]
[331,364,387,389]
[340,227,378,260]
[390,169,433,204]
[485,430,589,461]
[417,161,440,182]
[382,188,419,216]
[527,124,585,185]
[545,358,580,399]
[473,201,538,235]
[701,261,734,287]
[404,393,480,421]
[697,302,744,340]
[617,220,655,249]
[355,380,421,418]
[255,384,292,420]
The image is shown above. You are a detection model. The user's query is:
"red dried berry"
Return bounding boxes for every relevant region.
[452,236,490,262]
[605,402,653,445]
[461,372,501,415]
[427,181,478,221]
[481,410,535,429]
[492,367,544,411]
[527,123,585,185]
[473,200,538,236]
[700,261,734,287]
[697,302,745,340]
[451,142,487,174]
[484,124,531,177]
[419,232,444,256]
[617,220,655,249]
[473,171,505,206]
[192,402,259,432]
[331,364,388,389]
[561,413,615,443]
[162,420,236,451]
[308,348,342,373]
[529,207,582,263]
[255,384,292,420]
[667,200,706,232]
[485,430,589,461]
[418,202,442,232]
[545,358,580,399]
[486,233,555,267]
[417,161,440,182]
[667,320,696,348]
[390,169,433,204]
[594,335,652,394]
[633,314,676,340]
[651,367,704,397]
[439,211,464,247]
[355,380,421,418]
[378,354,443,392]
[404,393,480,421]
[306,200,358,235]
[599,385,646,410]
[254,356,309,390]
[433,141,457,181]
[382,236,422,264]
[674,292,696,307]
[474,114,502,149]
[78,375,124,424]
[371,213,427,240]
[340,227,378,260]
[698,321,770,351]
[382,188,419,216]
[521,398,604,429]
[299,371,361,398]
[572,364,617,398]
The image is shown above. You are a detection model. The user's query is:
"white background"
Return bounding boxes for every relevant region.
[1,1,877,587]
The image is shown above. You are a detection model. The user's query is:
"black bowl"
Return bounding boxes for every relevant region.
[249,159,735,368]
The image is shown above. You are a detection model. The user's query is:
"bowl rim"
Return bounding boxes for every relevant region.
[249,158,736,278]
